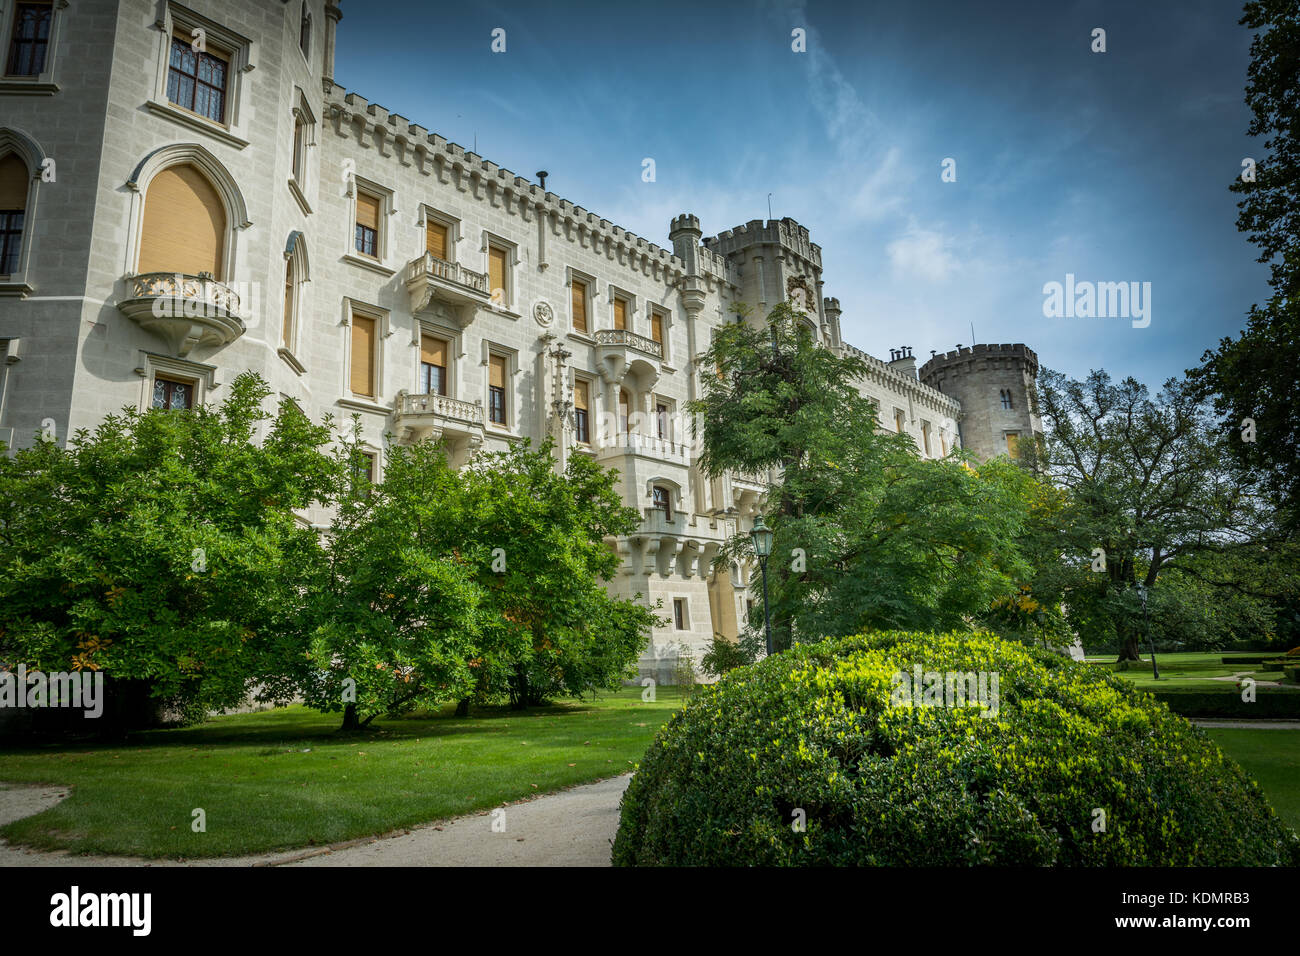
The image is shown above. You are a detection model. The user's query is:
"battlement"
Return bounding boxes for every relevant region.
[701,217,822,268]
[325,82,690,280]
[669,213,702,238]
[919,343,1040,381]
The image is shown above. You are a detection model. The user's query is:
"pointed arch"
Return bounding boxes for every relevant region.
[0,127,46,287]
[125,143,251,280]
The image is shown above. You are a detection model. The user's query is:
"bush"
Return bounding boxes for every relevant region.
[612,630,1300,866]
[1152,687,1300,719]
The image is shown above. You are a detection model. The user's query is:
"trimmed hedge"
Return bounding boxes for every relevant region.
[613,631,1300,866]
[1153,687,1300,719]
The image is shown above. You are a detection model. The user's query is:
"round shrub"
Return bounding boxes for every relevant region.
[612,630,1300,866]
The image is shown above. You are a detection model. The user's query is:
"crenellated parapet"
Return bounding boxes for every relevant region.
[919,343,1040,382]
[840,340,962,416]
[323,82,688,285]
[701,217,822,271]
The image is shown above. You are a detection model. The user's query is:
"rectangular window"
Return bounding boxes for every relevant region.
[652,485,672,520]
[894,409,905,433]
[488,245,508,305]
[488,353,507,425]
[281,262,295,349]
[152,376,194,411]
[651,310,664,347]
[574,379,590,445]
[355,192,380,258]
[5,2,52,77]
[921,420,931,456]
[1005,432,1021,457]
[1001,390,1013,410]
[350,313,376,397]
[0,210,23,274]
[166,34,228,123]
[426,219,449,261]
[420,335,448,396]
[656,402,669,440]
[673,597,687,631]
[571,278,588,333]
[355,451,376,483]
[613,296,628,330]
[292,114,305,182]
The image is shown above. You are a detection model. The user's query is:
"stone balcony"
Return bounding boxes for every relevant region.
[404,253,491,325]
[730,468,770,494]
[595,431,691,466]
[594,328,664,361]
[392,390,485,445]
[116,272,245,357]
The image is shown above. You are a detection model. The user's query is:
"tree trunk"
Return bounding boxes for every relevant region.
[455,697,470,717]
[340,702,361,731]
[1116,635,1142,662]
[508,665,528,711]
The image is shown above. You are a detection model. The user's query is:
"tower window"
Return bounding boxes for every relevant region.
[673,598,687,631]
[652,485,672,520]
[5,2,52,77]
[1000,389,1013,410]
[166,34,229,124]
[152,375,194,411]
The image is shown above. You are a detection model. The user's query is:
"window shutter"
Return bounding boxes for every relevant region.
[574,379,589,412]
[356,192,380,231]
[651,312,663,344]
[571,279,587,332]
[613,298,627,330]
[489,353,506,389]
[0,154,28,209]
[488,246,507,300]
[421,334,447,367]
[426,220,448,260]
[138,164,226,277]
[281,260,294,348]
[350,314,376,397]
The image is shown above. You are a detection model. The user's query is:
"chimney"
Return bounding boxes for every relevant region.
[889,345,918,379]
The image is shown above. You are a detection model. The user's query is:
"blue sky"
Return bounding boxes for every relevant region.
[334,0,1265,386]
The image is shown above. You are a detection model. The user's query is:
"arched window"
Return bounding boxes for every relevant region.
[1000,389,1013,410]
[138,163,226,278]
[0,152,28,274]
[281,255,295,349]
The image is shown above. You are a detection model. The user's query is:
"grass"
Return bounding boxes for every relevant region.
[0,687,687,859]
[1206,729,1300,834]
[1084,650,1300,692]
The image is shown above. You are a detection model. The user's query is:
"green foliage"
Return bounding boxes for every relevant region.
[691,301,1039,648]
[301,434,658,726]
[1193,1,1300,522]
[0,373,339,723]
[613,630,1300,866]
[1033,368,1292,658]
[700,633,761,677]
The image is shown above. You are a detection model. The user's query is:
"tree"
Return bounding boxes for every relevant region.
[1031,368,1283,660]
[299,432,495,731]
[1191,0,1300,522]
[457,439,658,709]
[0,373,338,734]
[691,301,1034,649]
[300,435,658,728]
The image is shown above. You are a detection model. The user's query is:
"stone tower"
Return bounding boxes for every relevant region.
[701,218,825,340]
[919,344,1042,462]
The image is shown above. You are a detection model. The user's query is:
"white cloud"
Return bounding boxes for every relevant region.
[886,226,960,282]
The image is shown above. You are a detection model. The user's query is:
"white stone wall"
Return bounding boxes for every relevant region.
[0,0,1023,680]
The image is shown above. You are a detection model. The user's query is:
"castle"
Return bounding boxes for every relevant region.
[0,0,1042,675]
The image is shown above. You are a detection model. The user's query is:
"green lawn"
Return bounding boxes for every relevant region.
[1207,729,1300,834]
[0,687,686,859]
[1085,650,1300,692]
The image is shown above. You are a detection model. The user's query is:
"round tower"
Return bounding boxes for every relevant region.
[919,344,1042,462]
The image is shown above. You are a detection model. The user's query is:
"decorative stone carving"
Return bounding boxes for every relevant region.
[532,298,554,327]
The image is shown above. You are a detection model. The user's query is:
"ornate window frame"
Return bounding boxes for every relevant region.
[147,2,256,149]
[0,126,44,296]
[124,142,250,284]
[0,0,68,95]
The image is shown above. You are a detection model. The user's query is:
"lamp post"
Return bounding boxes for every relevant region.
[1137,581,1158,680]
[750,513,775,656]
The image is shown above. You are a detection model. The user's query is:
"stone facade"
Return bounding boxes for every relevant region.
[0,0,1041,676]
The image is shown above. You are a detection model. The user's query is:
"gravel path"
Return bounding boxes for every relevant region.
[0,774,632,868]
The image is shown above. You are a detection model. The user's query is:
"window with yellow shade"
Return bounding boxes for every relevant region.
[138,163,226,278]
[350,313,377,398]
[571,278,588,333]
